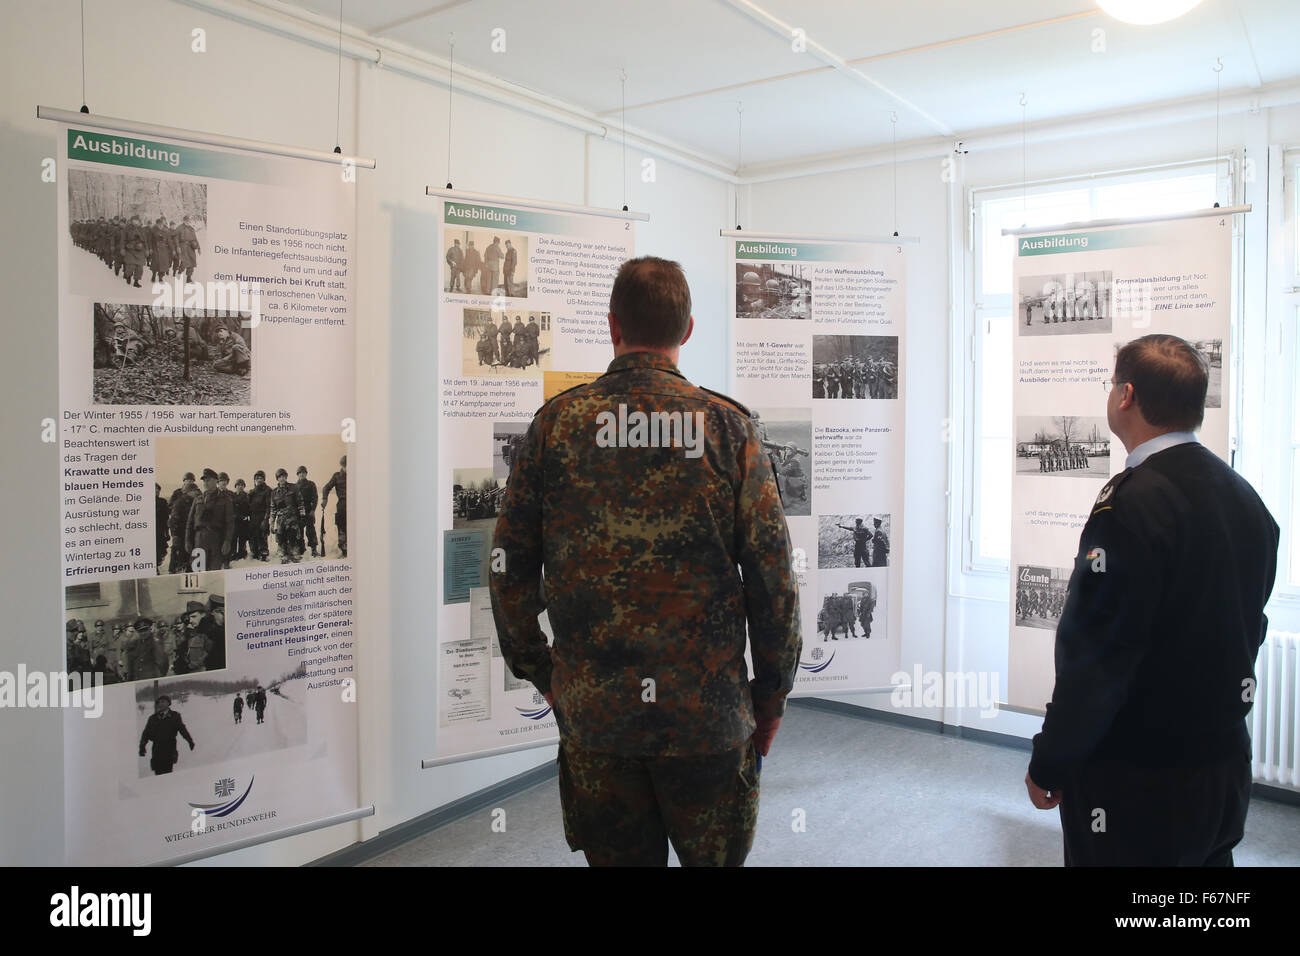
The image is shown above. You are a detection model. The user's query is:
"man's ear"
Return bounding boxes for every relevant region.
[679,315,695,347]
[608,313,623,347]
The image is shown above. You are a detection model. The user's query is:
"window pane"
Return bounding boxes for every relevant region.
[1094,173,1218,220]
[1292,448,1300,588]
[979,437,1011,561]
[980,315,1012,439]
[980,191,1091,297]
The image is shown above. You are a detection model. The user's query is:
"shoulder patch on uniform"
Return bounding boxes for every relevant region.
[698,386,751,418]
[1092,468,1132,513]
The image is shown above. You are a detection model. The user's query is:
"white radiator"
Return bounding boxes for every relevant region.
[1252,631,1300,789]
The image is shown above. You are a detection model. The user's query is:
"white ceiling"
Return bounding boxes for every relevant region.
[276,0,1300,168]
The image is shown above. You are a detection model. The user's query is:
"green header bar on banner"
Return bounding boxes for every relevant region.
[1016,226,1157,257]
[443,201,576,234]
[734,239,865,262]
[69,128,189,173]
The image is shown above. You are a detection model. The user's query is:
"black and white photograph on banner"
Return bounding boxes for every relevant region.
[452,467,503,530]
[92,304,252,406]
[64,571,227,686]
[752,406,812,516]
[1014,564,1071,631]
[816,575,883,642]
[154,433,349,573]
[1017,271,1113,335]
[462,308,552,377]
[1113,336,1223,409]
[811,334,898,399]
[68,168,207,297]
[735,261,812,320]
[492,421,530,479]
[818,513,892,568]
[445,231,529,298]
[1014,415,1111,477]
[133,659,309,778]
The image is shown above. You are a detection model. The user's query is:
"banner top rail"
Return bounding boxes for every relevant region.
[1001,204,1250,236]
[37,105,376,169]
[426,186,649,222]
[721,229,920,245]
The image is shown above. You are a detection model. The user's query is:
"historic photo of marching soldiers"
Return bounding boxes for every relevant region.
[133,660,308,778]
[463,308,551,378]
[68,168,206,297]
[492,422,530,479]
[453,468,503,529]
[1015,564,1071,631]
[812,334,898,399]
[1017,271,1113,335]
[817,514,892,568]
[444,231,530,299]
[736,261,812,320]
[93,304,252,406]
[752,407,812,517]
[817,579,882,642]
[1015,415,1111,477]
[154,434,348,573]
[64,572,227,687]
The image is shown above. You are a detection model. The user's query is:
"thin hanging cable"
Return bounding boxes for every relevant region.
[1020,93,1028,223]
[1213,58,1223,207]
[446,35,455,188]
[333,0,344,153]
[80,0,87,112]
[891,112,898,237]
[621,70,628,211]
[735,102,743,229]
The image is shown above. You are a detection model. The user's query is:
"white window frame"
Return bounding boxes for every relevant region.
[954,157,1234,594]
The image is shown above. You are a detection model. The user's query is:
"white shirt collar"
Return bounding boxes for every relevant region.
[1125,430,1199,470]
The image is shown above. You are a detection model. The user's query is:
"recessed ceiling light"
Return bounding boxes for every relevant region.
[1097,0,1205,25]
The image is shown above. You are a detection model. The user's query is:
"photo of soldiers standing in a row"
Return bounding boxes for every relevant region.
[464,309,550,374]
[67,169,207,295]
[444,231,530,299]
[64,575,226,687]
[93,304,252,406]
[811,334,899,399]
[1016,581,1067,631]
[157,456,347,572]
[1014,415,1110,478]
[817,584,878,641]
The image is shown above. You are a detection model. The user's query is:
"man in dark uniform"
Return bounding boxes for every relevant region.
[176,215,200,283]
[155,483,170,572]
[248,470,272,561]
[295,466,320,557]
[871,516,890,567]
[120,214,148,288]
[503,239,517,297]
[321,456,347,558]
[138,696,195,775]
[462,240,482,295]
[1026,334,1279,866]
[232,478,252,560]
[835,518,873,568]
[149,216,174,284]
[269,468,305,563]
[185,468,235,571]
[445,238,464,293]
[497,314,513,366]
[490,256,800,867]
[167,473,200,573]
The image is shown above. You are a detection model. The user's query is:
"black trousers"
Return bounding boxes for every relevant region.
[1059,751,1251,866]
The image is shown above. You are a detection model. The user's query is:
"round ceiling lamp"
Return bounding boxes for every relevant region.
[1096,0,1205,25]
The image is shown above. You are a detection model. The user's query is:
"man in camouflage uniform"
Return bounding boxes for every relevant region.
[186,468,235,570]
[491,256,801,867]
[269,468,306,563]
[321,455,347,558]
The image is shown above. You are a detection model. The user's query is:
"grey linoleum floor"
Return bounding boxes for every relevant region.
[363,704,1300,867]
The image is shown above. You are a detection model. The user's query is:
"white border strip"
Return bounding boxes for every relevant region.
[422,737,556,769]
[1001,204,1251,236]
[721,229,920,245]
[426,187,649,222]
[152,805,375,866]
[37,106,376,169]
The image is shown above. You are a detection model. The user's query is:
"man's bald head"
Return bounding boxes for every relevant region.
[1114,334,1208,431]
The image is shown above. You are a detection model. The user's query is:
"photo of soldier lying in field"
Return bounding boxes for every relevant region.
[92,303,252,406]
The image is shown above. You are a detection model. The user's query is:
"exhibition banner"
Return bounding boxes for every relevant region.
[430,189,640,763]
[726,233,907,695]
[54,117,362,864]
[1007,212,1233,711]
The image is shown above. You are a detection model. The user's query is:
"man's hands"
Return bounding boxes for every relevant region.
[752,716,782,757]
[1025,771,1061,809]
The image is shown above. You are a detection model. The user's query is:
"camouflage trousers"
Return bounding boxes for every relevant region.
[556,738,759,867]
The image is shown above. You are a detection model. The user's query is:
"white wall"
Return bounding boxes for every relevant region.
[0,0,731,866]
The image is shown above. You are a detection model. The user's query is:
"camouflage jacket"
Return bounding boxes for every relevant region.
[490,350,801,756]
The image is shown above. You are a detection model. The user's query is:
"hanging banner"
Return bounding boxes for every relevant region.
[1006,211,1235,711]
[52,114,364,864]
[725,232,907,695]
[428,189,643,764]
